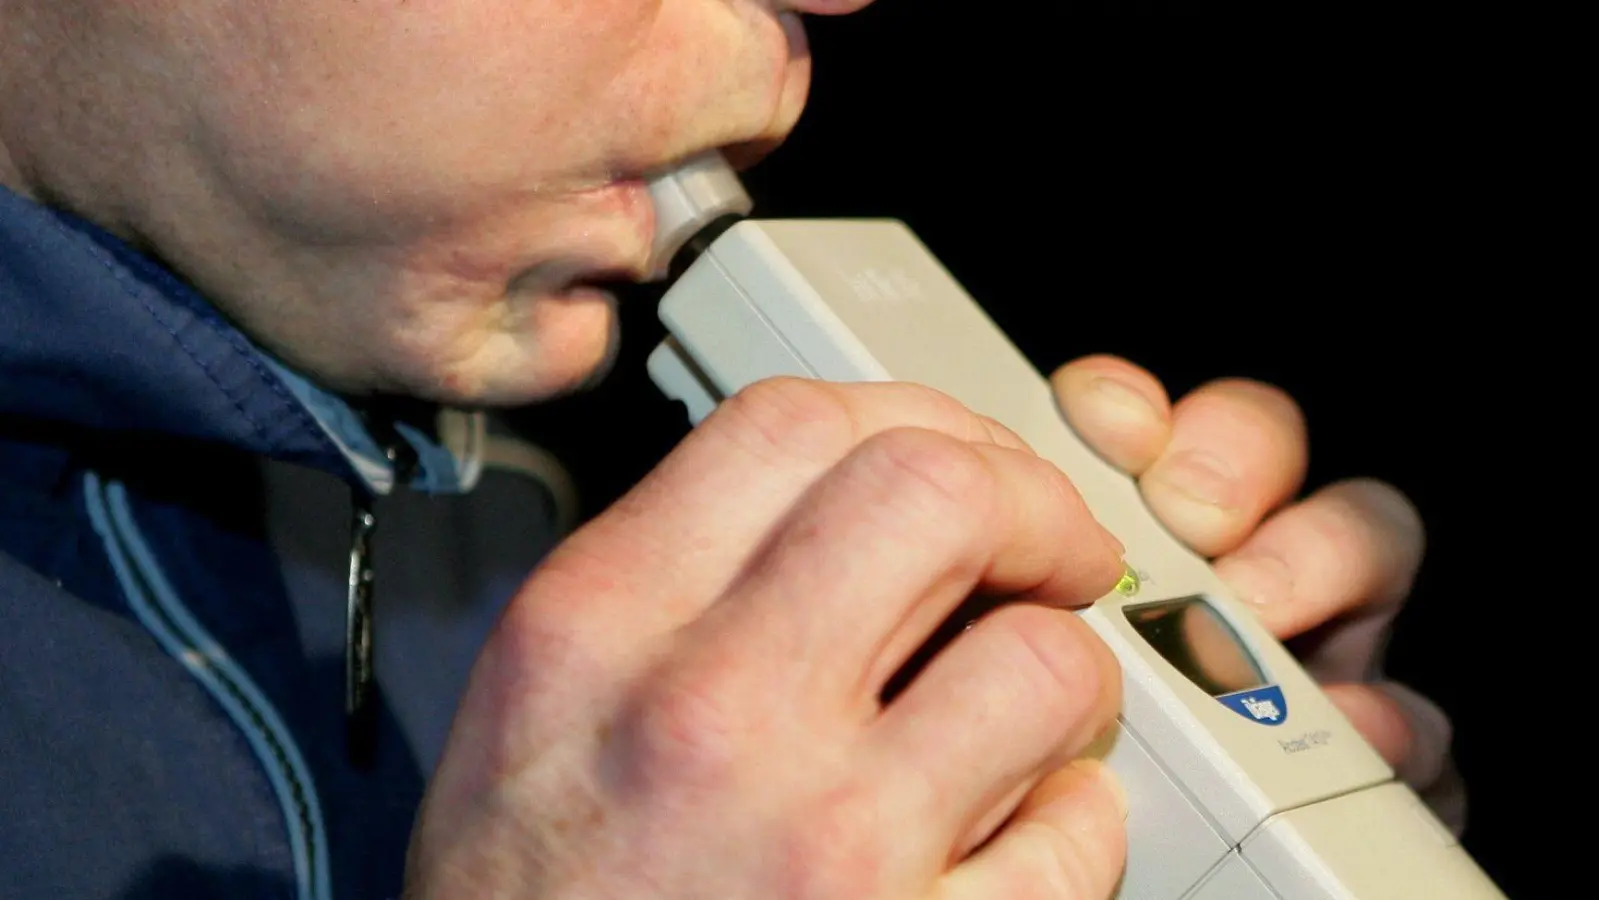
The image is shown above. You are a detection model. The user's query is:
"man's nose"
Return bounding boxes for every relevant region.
[780,0,877,15]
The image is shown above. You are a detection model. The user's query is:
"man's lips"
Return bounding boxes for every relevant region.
[510,178,657,294]
[514,258,647,297]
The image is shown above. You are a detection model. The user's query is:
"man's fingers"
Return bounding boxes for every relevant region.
[938,760,1128,900]
[1322,681,1465,834]
[1055,360,1309,558]
[1138,378,1308,558]
[521,378,1028,641]
[1211,478,1425,679]
[1051,355,1173,474]
[1322,682,1453,793]
[863,604,1120,869]
[666,430,1125,724]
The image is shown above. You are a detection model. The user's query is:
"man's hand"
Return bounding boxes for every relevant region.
[406,379,1133,899]
[1052,355,1464,832]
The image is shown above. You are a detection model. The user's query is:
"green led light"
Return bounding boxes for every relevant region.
[1114,566,1141,597]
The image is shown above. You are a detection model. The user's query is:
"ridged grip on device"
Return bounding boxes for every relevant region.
[645,151,754,281]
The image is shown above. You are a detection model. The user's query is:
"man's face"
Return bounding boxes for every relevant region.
[130,0,872,405]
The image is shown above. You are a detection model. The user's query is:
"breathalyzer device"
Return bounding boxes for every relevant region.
[639,152,1507,900]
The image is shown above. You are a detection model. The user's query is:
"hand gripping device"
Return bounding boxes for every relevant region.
[640,152,1506,900]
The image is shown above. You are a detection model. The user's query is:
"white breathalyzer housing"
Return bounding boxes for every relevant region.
[640,152,1506,900]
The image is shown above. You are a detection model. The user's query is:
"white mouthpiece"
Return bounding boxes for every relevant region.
[645,151,753,281]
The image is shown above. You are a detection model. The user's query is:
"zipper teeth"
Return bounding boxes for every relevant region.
[84,472,331,900]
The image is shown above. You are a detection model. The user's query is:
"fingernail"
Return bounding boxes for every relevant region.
[1069,757,1128,821]
[1150,450,1239,509]
[1084,376,1162,430]
[1216,552,1294,615]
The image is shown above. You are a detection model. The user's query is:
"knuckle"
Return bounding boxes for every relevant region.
[780,784,888,900]
[713,377,857,464]
[985,605,1119,737]
[977,413,1035,452]
[904,383,987,439]
[618,663,746,793]
[458,602,608,775]
[854,427,996,515]
[491,595,606,696]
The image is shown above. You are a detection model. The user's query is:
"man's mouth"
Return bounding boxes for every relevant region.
[513,260,647,299]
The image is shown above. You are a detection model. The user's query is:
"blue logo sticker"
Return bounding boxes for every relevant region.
[1217,685,1288,726]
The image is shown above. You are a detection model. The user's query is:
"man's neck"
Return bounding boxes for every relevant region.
[0,0,147,231]
[0,136,31,201]
[0,0,39,201]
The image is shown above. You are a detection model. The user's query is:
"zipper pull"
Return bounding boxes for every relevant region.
[345,492,379,769]
[344,430,419,770]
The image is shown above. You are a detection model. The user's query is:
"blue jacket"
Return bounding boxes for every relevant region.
[0,184,560,899]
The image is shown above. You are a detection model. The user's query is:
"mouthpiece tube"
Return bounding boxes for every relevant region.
[645,151,753,281]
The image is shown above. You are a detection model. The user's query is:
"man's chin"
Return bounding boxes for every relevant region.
[411,317,623,410]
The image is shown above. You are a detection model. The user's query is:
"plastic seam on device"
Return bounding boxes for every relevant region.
[718,227,894,384]
[696,247,823,383]
[1238,848,1290,900]
[1116,712,1239,874]
[1235,777,1403,854]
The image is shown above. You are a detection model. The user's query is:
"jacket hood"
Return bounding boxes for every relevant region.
[0,184,481,495]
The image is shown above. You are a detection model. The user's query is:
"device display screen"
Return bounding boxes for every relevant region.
[1124,597,1270,697]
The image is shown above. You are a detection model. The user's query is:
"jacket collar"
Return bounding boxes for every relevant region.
[0,183,481,495]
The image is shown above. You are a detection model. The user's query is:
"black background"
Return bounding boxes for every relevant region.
[512,7,1557,897]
